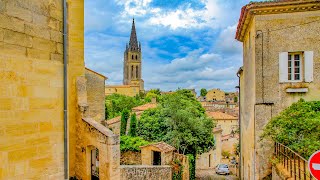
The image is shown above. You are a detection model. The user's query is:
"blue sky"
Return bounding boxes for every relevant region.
[84,0,256,93]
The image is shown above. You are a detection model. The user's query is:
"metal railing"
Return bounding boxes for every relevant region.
[274,142,315,180]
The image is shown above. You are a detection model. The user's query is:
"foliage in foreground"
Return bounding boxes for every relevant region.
[120,109,130,136]
[120,136,150,152]
[105,94,149,119]
[261,99,320,159]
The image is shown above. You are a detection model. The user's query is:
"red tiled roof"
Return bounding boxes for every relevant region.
[235,0,320,41]
[132,103,157,112]
[140,142,176,152]
[207,111,238,120]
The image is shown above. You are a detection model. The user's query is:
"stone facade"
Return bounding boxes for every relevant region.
[196,128,222,170]
[206,89,226,102]
[105,85,140,97]
[0,0,74,178]
[0,0,121,179]
[120,165,172,180]
[121,151,142,165]
[85,68,107,122]
[236,1,320,179]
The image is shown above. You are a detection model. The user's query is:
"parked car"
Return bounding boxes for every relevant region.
[215,164,230,175]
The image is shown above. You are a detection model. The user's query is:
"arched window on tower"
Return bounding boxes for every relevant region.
[132,55,134,60]
[135,55,138,60]
[131,65,134,79]
[136,66,139,79]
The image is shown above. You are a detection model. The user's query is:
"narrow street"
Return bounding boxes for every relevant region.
[196,169,239,180]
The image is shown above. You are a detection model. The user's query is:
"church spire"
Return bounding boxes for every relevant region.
[129,18,139,51]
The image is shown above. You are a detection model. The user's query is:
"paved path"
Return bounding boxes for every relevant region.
[196,169,239,180]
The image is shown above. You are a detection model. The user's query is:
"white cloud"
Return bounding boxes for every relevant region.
[215,24,242,54]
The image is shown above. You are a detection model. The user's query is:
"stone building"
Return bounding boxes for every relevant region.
[85,67,107,122]
[206,88,225,102]
[196,128,222,170]
[236,0,320,179]
[105,19,144,97]
[207,111,238,136]
[0,1,120,179]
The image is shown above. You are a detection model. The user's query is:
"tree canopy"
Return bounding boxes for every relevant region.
[261,99,320,159]
[200,88,208,97]
[137,89,215,155]
[105,94,149,119]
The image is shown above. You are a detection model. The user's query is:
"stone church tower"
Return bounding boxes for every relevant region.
[123,19,144,91]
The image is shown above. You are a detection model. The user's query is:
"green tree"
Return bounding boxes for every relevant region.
[120,135,150,152]
[234,96,238,103]
[129,113,137,137]
[120,109,130,136]
[105,94,148,119]
[200,88,207,97]
[261,99,320,159]
[137,89,215,177]
[148,88,161,95]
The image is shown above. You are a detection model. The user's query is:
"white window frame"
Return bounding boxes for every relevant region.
[287,52,303,83]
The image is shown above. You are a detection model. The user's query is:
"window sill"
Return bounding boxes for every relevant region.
[286,88,308,93]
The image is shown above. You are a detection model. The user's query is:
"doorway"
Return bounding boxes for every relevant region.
[91,148,99,180]
[152,151,161,165]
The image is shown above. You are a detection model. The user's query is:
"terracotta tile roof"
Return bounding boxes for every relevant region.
[106,111,145,125]
[235,0,320,41]
[132,103,157,112]
[207,111,238,120]
[140,142,176,152]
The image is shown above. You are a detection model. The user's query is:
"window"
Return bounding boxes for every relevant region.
[131,65,134,78]
[279,51,313,83]
[288,53,301,81]
[136,55,138,60]
[136,66,139,79]
[132,55,134,60]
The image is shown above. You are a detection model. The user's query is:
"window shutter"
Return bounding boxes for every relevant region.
[279,52,288,83]
[304,51,314,82]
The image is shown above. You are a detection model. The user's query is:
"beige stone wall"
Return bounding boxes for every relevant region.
[206,89,225,102]
[121,151,141,165]
[240,9,320,180]
[120,165,172,180]
[85,69,106,122]
[74,76,120,180]
[221,137,238,155]
[196,130,222,170]
[141,146,173,165]
[0,0,66,179]
[105,85,140,97]
[216,119,238,136]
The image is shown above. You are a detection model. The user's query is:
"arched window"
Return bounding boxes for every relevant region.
[136,66,139,79]
[132,55,134,60]
[131,65,134,78]
[136,55,138,60]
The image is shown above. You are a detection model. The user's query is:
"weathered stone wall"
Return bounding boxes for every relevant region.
[141,146,173,166]
[105,85,140,97]
[240,8,320,180]
[272,164,291,180]
[206,89,226,102]
[74,76,120,180]
[173,153,189,180]
[85,68,106,122]
[120,165,172,180]
[0,0,65,179]
[121,151,141,165]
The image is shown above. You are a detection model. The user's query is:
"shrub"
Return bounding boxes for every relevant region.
[120,136,150,152]
[261,99,320,159]
[129,113,137,137]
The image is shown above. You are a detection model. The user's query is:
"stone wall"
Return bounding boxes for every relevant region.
[121,151,141,165]
[0,0,66,178]
[74,76,120,180]
[120,165,172,180]
[85,68,106,122]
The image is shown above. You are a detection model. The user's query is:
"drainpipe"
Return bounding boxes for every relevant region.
[236,67,242,179]
[63,0,68,179]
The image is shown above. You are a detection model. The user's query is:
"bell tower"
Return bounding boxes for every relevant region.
[123,18,144,91]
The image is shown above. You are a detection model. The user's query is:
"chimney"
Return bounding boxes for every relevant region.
[151,97,157,104]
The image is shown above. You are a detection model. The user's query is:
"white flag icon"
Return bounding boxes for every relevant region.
[312,163,320,170]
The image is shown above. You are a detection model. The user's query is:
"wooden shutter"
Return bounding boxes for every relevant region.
[304,51,314,82]
[279,52,288,83]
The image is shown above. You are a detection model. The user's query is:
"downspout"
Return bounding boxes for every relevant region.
[236,68,242,179]
[63,0,68,179]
